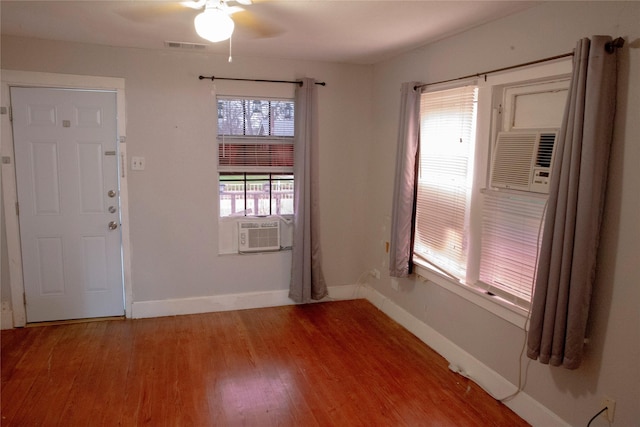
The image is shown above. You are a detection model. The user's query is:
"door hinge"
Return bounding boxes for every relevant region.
[0,106,12,122]
[15,202,19,216]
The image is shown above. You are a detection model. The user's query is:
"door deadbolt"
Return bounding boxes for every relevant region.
[108,190,117,198]
[108,221,118,230]
[108,206,117,213]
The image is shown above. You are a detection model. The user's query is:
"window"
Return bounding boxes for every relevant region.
[413,75,569,311]
[414,85,478,279]
[219,173,294,217]
[217,97,294,217]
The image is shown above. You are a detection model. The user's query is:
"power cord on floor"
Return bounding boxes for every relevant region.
[586,406,608,427]
[352,270,375,299]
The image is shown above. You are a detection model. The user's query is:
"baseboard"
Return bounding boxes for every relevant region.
[130,284,359,319]
[355,285,568,427]
[1,309,13,330]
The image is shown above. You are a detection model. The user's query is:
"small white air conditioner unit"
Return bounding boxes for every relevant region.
[238,219,280,253]
[489,131,558,194]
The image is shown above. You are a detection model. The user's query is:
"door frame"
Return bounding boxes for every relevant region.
[1,70,133,327]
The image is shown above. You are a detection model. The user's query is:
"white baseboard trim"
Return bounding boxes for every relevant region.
[130,284,359,319]
[355,285,568,427]
[131,289,291,319]
[1,309,14,330]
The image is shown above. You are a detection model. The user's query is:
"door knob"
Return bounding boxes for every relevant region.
[108,221,118,230]
[108,190,117,198]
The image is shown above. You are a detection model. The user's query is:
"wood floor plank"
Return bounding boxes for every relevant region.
[1,299,529,426]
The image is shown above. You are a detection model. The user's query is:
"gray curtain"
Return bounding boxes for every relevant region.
[289,78,328,303]
[527,36,619,369]
[389,82,421,278]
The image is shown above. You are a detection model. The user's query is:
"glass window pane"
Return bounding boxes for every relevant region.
[244,179,270,216]
[245,174,270,180]
[271,101,294,137]
[219,178,245,216]
[218,99,245,136]
[218,98,294,138]
[272,176,294,215]
[245,100,270,136]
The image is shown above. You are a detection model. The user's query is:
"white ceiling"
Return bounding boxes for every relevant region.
[0,1,539,65]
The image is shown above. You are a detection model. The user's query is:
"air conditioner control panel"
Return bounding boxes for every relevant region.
[530,168,551,193]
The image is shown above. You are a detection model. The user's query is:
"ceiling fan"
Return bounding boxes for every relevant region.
[184,0,252,42]
[116,0,281,42]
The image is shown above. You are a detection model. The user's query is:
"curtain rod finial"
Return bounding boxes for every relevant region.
[605,37,625,53]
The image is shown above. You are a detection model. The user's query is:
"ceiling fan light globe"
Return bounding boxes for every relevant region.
[194,8,234,42]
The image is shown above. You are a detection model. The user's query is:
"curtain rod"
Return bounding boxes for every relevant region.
[199,75,326,86]
[413,52,574,91]
[414,37,624,91]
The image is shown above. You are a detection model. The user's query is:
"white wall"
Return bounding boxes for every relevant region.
[365,2,639,426]
[0,36,372,305]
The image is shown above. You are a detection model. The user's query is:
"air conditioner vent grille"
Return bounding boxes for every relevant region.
[490,133,537,189]
[164,41,208,50]
[535,133,556,168]
[238,220,280,253]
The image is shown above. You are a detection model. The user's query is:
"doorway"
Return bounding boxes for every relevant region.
[1,71,131,326]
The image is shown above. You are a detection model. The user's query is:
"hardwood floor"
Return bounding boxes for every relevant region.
[1,299,529,426]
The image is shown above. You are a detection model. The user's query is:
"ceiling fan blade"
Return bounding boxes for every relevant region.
[232,9,283,39]
[181,0,207,10]
[115,2,192,23]
[224,5,245,15]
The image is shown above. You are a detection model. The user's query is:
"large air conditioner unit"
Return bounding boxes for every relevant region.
[489,131,558,194]
[238,219,280,253]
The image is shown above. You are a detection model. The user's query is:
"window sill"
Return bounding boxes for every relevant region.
[218,247,292,257]
[413,260,529,330]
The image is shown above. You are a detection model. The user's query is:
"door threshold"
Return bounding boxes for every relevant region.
[26,315,125,328]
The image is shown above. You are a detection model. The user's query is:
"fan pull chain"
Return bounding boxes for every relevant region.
[228,35,233,63]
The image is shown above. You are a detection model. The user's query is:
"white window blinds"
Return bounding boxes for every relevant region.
[217,97,294,172]
[479,191,546,307]
[414,85,478,279]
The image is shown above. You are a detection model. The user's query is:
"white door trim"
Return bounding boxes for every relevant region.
[1,70,133,326]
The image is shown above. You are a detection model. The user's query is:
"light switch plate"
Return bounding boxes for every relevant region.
[131,156,145,171]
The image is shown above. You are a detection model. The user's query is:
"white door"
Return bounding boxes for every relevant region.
[11,87,124,322]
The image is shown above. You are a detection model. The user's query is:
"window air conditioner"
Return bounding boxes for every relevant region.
[238,219,280,253]
[489,131,558,194]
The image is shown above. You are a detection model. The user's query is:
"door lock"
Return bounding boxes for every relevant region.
[108,190,117,198]
[108,221,118,230]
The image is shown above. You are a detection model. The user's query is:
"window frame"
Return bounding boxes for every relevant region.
[412,59,573,328]
[216,96,295,218]
[218,172,294,217]
[413,83,479,280]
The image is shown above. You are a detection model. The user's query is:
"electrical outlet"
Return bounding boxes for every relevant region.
[370,269,380,279]
[601,397,615,422]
